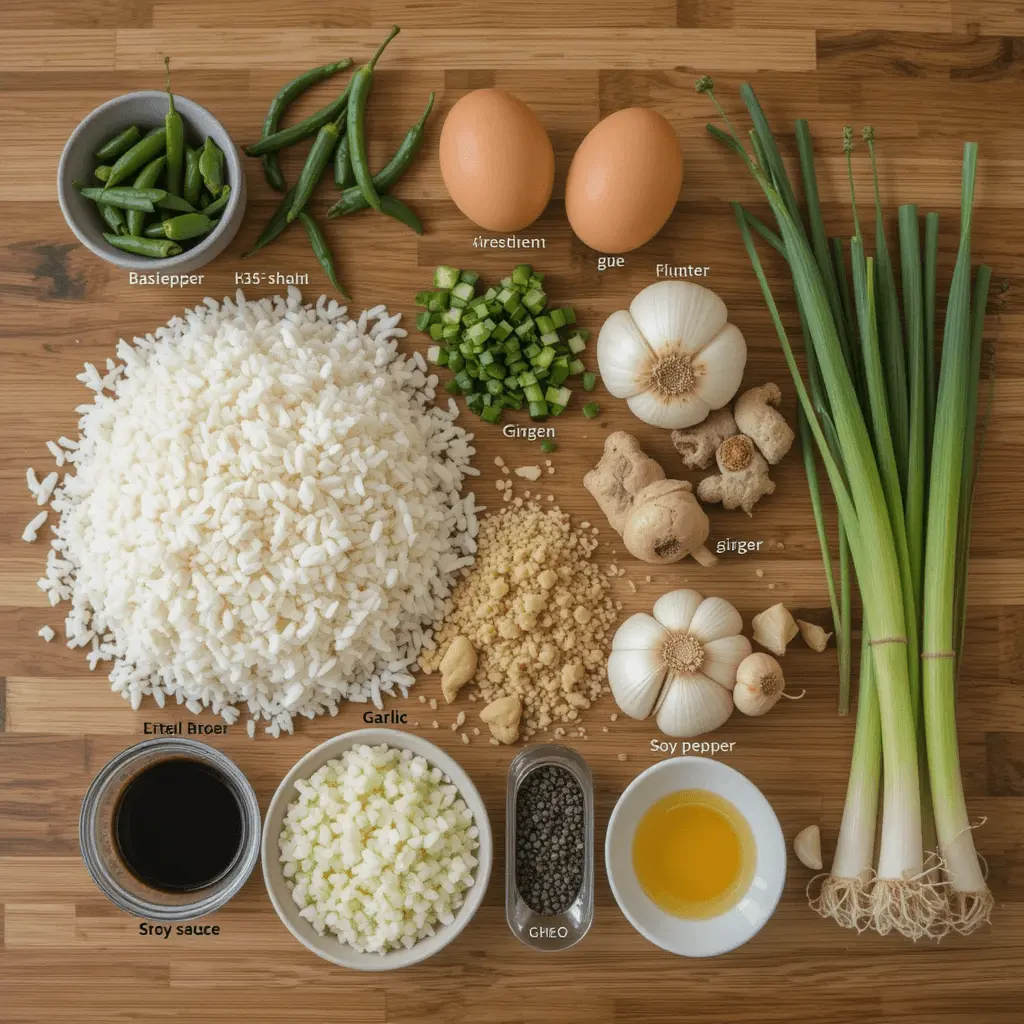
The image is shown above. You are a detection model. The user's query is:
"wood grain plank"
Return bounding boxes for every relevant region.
[710,0,953,32]
[951,0,1024,34]
[152,0,372,28]
[2,4,1023,1022]
[2,904,76,948]
[0,33,117,71]
[4,677,141,734]
[113,29,817,72]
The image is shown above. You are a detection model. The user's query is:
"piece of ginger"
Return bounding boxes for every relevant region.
[582,432,665,533]
[733,383,795,465]
[585,431,717,566]
[697,434,775,515]
[671,407,738,470]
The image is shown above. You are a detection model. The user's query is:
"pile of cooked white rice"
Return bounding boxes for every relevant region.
[28,289,479,736]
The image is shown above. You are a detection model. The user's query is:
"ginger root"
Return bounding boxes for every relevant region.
[733,383,794,465]
[697,434,775,515]
[671,407,738,470]
[582,431,665,533]
[585,432,717,567]
[623,480,717,566]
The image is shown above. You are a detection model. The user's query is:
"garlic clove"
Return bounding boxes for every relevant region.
[701,633,753,690]
[794,825,823,870]
[651,589,703,632]
[653,671,734,738]
[608,649,668,720]
[689,323,748,410]
[628,280,727,355]
[626,387,711,430]
[796,618,832,652]
[596,310,653,399]
[752,603,799,657]
[687,596,744,644]
[612,612,667,652]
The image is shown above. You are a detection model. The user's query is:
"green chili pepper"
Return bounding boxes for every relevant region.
[78,186,156,213]
[286,121,341,223]
[144,221,166,238]
[199,185,231,218]
[242,186,297,258]
[258,58,353,192]
[333,131,353,189]
[378,195,423,235]
[183,147,202,207]
[80,184,197,214]
[327,92,433,218]
[98,202,127,235]
[298,210,349,298]
[198,137,225,198]
[104,129,167,189]
[94,164,113,183]
[127,155,167,236]
[245,82,354,158]
[156,193,198,213]
[94,125,141,162]
[103,232,182,258]
[347,25,400,214]
[161,213,215,240]
[162,57,185,196]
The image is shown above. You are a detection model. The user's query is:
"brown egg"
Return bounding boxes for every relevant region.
[439,89,554,232]
[566,108,683,253]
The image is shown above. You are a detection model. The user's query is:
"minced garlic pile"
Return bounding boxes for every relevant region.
[420,502,618,737]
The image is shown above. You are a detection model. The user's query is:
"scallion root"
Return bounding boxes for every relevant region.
[809,874,874,933]
[950,889,994,935]
[869,876,950,941]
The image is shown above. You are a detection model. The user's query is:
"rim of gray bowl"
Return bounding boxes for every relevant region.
[57,90,246,273]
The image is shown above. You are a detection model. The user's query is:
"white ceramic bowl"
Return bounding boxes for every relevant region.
[262,728,493,970]
[605,756,785,957]
[57,91,246,273]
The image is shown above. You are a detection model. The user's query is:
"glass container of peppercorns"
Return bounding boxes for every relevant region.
[505,745,594,950]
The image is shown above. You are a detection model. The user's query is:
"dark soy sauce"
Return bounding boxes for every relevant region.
[113,758,243,892]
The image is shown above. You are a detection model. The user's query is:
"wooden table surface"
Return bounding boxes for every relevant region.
[2,2,1023,1022]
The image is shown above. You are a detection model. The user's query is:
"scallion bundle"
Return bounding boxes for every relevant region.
[700,77,993,939]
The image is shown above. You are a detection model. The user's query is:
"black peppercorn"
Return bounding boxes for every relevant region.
[514,765,585,916]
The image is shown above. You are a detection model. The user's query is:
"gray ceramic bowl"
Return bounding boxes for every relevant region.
[57,91,246,273]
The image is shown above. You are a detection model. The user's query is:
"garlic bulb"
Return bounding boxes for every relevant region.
[608,589,751,737]
[733,652,785,716]
[597,281,747,429]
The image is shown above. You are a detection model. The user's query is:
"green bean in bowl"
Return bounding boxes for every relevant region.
[58,67,245,273]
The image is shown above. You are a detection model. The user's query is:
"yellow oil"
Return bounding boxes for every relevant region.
[631,788,756,919]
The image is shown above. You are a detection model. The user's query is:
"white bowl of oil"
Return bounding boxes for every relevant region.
[605,756,786,957]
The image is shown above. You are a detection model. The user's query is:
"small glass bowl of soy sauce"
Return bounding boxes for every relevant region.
[80,737,261,921]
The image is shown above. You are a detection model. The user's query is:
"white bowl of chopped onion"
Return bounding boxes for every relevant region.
[262,729,493,969]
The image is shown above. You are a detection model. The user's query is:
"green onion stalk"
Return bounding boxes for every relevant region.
[922,137,994,932]
[699,77,987,940]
